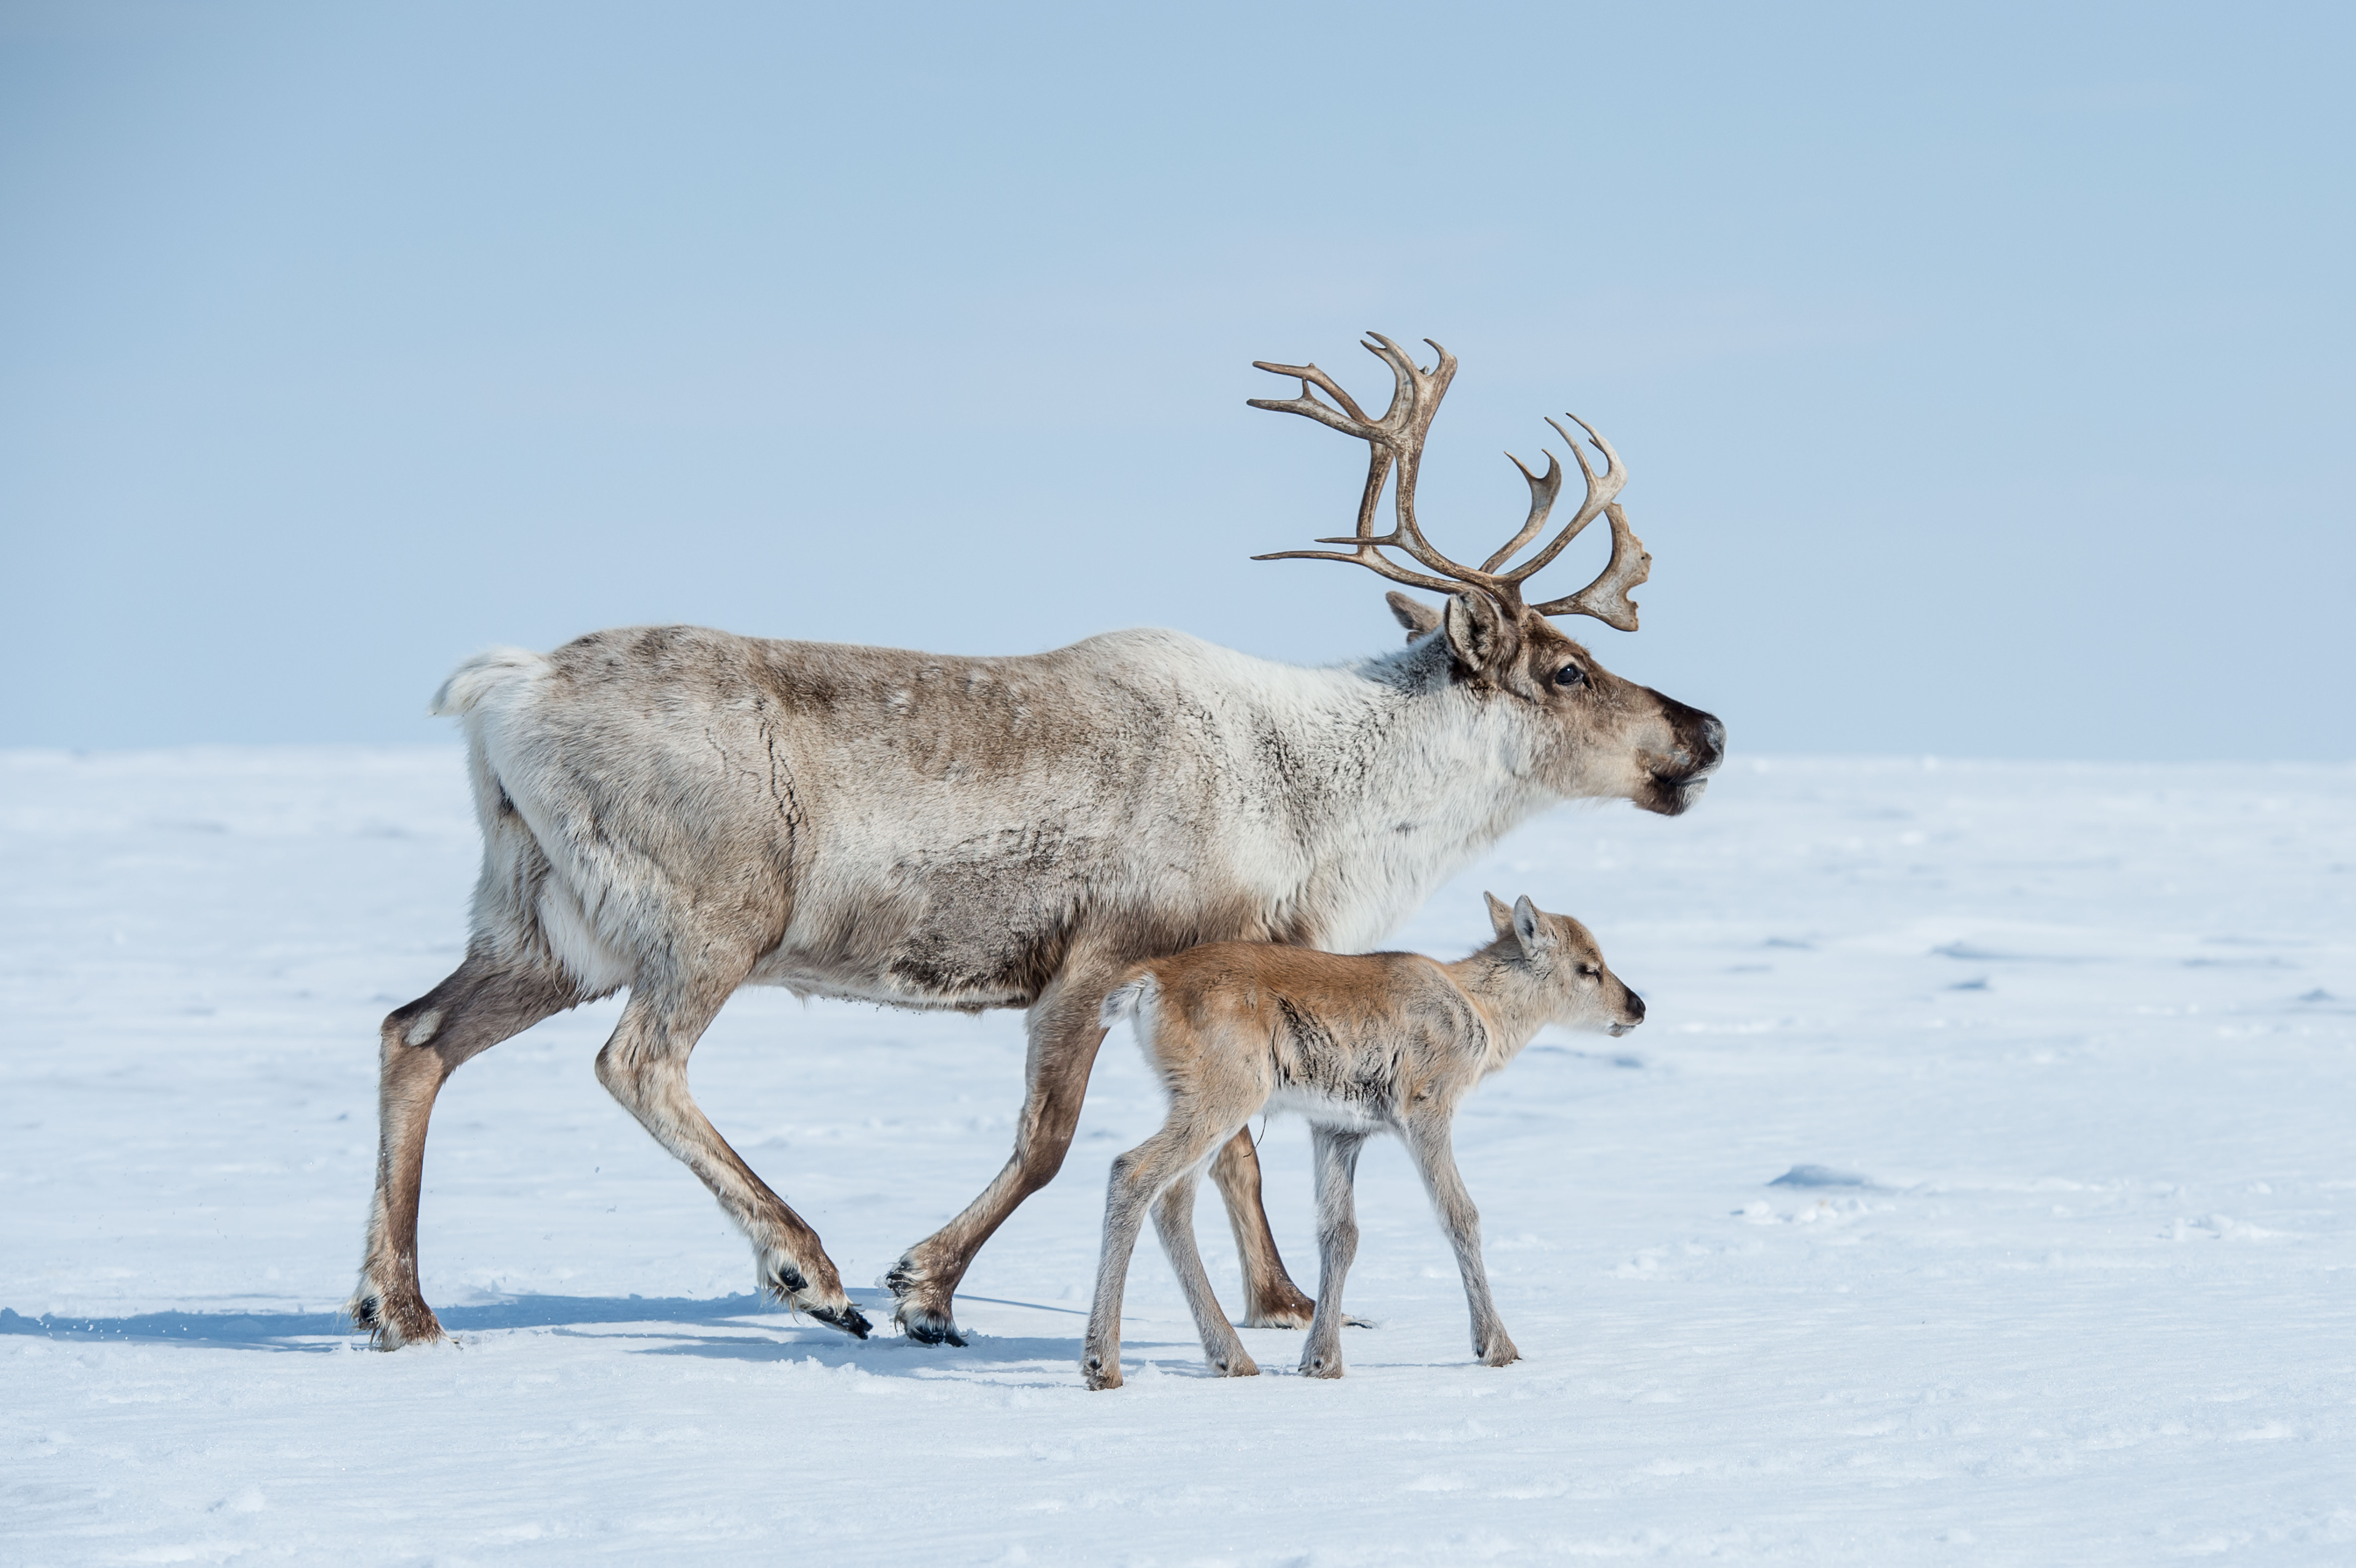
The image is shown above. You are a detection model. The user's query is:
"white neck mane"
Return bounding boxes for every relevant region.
[1219,634,1561,953]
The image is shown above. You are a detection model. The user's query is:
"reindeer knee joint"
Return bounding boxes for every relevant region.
[593,1045,639,1099]
[1023,1123,1080,1184]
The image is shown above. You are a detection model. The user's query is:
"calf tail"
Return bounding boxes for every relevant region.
[1099,972,1157,1032]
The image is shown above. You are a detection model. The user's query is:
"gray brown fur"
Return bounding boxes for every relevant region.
[1081,895,1643,1388]
[347,337,1723,1351]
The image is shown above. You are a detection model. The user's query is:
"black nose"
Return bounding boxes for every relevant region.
[1626,991,1646,1022]
[1672,704,1725,776]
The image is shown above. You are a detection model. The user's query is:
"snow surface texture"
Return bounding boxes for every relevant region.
[4,748,2352,1565]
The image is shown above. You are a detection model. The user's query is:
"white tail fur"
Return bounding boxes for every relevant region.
[430,647,550,718]
[1099,976,1154,1030]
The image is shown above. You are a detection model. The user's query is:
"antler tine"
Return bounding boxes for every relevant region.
[1493,414,1628,585]
[1249,542,1469,596]
[1249,358,1395,540]
[1249,333,1492,590]
[1250,333,1656,629]
[1479,448,1564,573]
[1247,359,1376,429]
[1344,334,1474,579]
[1527,502,1651,632]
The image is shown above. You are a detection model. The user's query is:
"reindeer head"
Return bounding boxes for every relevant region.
[1251,334,1724,816]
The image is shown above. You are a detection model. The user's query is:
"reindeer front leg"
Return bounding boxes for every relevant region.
[887,954,1127,1346]
[1402,1114,1519,1367]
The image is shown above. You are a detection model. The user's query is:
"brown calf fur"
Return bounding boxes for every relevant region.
[1083,894,1644,1388]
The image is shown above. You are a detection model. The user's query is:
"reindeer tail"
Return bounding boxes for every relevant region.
[431,646,550,719]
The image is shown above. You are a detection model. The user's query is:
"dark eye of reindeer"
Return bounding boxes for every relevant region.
[1553,664,1587,689]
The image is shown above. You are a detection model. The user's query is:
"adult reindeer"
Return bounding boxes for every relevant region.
[350,333,1723,1349]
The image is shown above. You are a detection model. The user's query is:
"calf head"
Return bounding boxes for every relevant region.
[1484,892,1646,1036]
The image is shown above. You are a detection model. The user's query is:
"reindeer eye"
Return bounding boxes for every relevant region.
[1553,665,1587,689]
[1579,964,1601,979]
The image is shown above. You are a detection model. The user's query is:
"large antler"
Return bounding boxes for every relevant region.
[1248,334,1651,632]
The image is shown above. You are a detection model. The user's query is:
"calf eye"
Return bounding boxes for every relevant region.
[1552,664,1587,688]
[1579,964,1602,979]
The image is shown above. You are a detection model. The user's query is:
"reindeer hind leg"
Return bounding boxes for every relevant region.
[351,951,581,1348]
[593,967,869,1339]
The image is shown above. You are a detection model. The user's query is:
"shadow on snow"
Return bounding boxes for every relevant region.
[0,1288,1212,1379]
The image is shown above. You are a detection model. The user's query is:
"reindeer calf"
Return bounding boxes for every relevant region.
[1082,894,1644,1389]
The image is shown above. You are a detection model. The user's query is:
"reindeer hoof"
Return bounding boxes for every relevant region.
[900,1311,967,1348]
[883,1258,967,1347]
[805,1301,872,1340]
[1241,1284,1319,1329]
[1082,1354,1122,1391]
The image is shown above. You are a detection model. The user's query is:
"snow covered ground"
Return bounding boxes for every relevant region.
[3,745,2352,1564]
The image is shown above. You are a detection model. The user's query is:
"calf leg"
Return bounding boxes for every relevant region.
[887,954,1128,1346]
[1403,1115,1518,1367]
[1300,1127,1366,1379]
[349,950,580,1348]
[595,969,869,1338]
[1152,1168,1259,1379]
[1210,1130,1322,1329]
[1081,1121,1232,1389]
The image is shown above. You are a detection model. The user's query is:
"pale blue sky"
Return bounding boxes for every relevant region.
[4,1,2349,758]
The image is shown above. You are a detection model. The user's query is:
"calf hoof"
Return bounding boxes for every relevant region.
[882,1259,967,1347]
[1480,1339,1522,1368]
[1211,1352,1261,1379]
[1300,1352,1344,1380]
[1082,1353,1123,1391]
[346,1284,444,1351]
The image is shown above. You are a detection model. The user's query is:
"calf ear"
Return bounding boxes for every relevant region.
[1387,590,1443,642]
[1511,895,1554,956]
[1442,590,1520,679]
[1484,891,1515,940]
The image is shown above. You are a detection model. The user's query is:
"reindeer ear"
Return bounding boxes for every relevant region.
[1484,891,1516,940]
[1511,894,1553,956]
[1387,590,1444,643]
[1442,591,1520,677]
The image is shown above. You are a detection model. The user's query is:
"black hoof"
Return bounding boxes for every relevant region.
[884,1259,967,1347]
[901,1315,967,1348]
[806,1301,872,1340]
